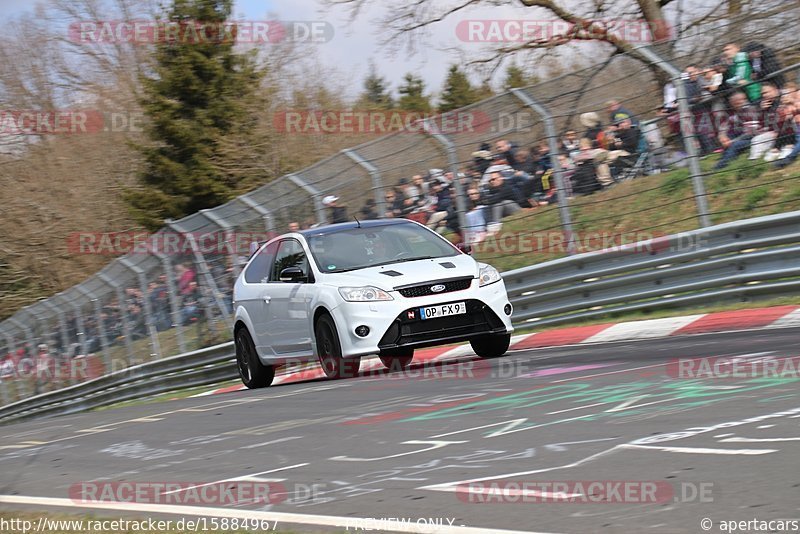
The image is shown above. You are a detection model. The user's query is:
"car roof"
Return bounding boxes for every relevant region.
[297,218,413,238]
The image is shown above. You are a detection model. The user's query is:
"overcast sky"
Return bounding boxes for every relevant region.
[0,0,596,100]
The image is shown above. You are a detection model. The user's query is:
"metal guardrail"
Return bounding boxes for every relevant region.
[1,210,799,425]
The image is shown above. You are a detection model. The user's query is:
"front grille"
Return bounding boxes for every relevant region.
[397,277,472,298]
[378,299,504,349]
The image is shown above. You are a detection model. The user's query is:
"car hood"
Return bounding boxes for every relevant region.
[320,254,479,291]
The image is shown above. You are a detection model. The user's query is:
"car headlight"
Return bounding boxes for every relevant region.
[478,264,502,286]
[338,286,394,302]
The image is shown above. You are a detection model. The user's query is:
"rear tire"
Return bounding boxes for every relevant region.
[379,349,414,372]
[470,333,511,359]
[235,328,275,388]
[316,315,361,379]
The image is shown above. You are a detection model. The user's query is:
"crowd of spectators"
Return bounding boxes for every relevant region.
[658,41,799,169]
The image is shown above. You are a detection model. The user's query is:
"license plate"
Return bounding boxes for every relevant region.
[420,302,466,320]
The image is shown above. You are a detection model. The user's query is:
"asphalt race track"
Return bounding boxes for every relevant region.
[2,327,800,533]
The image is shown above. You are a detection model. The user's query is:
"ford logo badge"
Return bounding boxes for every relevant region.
[430,284,446,293]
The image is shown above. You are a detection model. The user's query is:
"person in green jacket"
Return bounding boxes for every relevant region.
[723,43,761,102]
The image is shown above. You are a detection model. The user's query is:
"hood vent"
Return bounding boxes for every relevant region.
[439,262,456,269]
[380,270,403,277]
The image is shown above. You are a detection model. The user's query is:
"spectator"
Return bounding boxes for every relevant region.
[181,281,202,325]
[714,91,761,169]
[471,143,494,175]
[743,42,785,88]
[606,100,639,127]
[359,199,379,220]
[580,112,604,148]
[561,130,581,159]
[495,139,517,167]
[571,138,603,195]
[176,263,196,297]
[723,43,761,103]
[483,171,521,226]
[383,188,404,218]
[463,195,488,245]
[322,195,348,223]
[287,221,301,232]
[769,88,799,162]
[749,83,781,160]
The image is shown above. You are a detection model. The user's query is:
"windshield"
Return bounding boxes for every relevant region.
[306,223,460,273]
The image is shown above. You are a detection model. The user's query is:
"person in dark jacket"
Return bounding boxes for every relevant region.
[743,42,785,88]
[322,195,348,224]
[483,172,521,224]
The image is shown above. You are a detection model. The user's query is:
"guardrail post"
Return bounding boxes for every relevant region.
[98,272,136,366]
[511,88,578,254]
[287,173,326,225]
[421,119,468,244]
[200,209,241,280]
[636,46,711,228]
[342,149,386,218]
[119,258,162,361]
[149,251,187,354]
[238,196,275,236]
[76,287,112,371]
[166,220,232,328]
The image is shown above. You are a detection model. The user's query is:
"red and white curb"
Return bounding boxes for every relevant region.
[193,304,800,397]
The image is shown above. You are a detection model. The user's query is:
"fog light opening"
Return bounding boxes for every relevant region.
[355,325,370,337]
[504,304,513,316]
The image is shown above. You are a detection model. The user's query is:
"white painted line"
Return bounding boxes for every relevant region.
[420,446,625,492]
[719,436,800,443]
[621,444,777,455]
[581,315,705,343]
[546,402,608,415]
[550,362,667,383]
[0,495,551,534]
[162,463,309,495]
[239,436,303,449]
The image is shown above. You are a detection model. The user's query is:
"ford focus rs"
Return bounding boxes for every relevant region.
[232,219,513,388]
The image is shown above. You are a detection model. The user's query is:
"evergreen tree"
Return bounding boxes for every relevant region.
[503,63,528,91]
[397,73,431,112]
[125,0,264,230]
[439,65,478,112]
[355,62,394,109]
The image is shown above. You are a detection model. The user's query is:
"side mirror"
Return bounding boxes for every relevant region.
[279,266,307,283]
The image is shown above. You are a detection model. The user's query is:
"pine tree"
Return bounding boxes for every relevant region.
[125,0,264,230]
[503,63,528,91]
[355,62,394,109]
[397,73,431,112]
[438,65,478,113]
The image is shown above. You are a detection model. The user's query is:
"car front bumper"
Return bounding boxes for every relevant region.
[329,279,514,358]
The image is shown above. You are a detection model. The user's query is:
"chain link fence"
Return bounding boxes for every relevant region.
[1,34,799,406]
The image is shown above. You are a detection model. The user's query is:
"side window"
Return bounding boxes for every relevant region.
[271,239,309,281]
[243,241,278,284]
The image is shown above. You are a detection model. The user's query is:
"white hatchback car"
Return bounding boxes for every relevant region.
[232,219,514,388]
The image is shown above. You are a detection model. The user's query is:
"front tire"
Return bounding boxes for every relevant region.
[379,349,414,372]
[235,328,275,388]
[316,315,361,379]
[470,333,511,359]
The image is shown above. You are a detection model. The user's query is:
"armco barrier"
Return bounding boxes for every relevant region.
[1,210,799,424]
